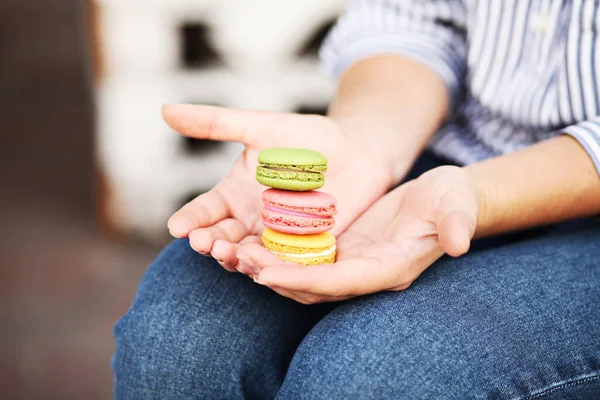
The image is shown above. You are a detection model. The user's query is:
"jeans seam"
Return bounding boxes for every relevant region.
[520,373,600,400]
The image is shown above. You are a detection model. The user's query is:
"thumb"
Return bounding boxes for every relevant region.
[436,191,478,257]
[162,104,271,146]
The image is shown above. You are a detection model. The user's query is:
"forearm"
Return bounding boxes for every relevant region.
[469,135,600,238]
[328,55,450,182]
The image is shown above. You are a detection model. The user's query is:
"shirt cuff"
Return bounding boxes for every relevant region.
[562,117,600,176]
[320,33,466,107]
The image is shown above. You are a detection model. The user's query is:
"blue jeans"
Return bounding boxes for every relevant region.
[113,154,600,399]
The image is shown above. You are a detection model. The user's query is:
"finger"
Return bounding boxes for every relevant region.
[210,239,238,272]
[438,210,475,257]
[253,279,351,304]
[266,286,352,304]
[188,218,249,254]
[264,286,317,304]
[233,237,263,276]
[236,243,296,275]
[211,237,262,270]
[255,257,396,297]
[435,189,478,257]
[168,188,231,238]
[207,237,261,273]
[238,235,263,246]
[162,104,273,146]
[236,244,282,278]
[238,243,382,296]
[237,245,378,304]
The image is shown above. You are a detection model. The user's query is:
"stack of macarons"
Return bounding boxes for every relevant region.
[256,148,337,266]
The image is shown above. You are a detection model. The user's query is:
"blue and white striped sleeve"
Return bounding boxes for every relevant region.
[320,0,468,105]
[563,117,600,175]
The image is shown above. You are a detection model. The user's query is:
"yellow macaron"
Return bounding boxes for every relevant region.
[262,227,336,266]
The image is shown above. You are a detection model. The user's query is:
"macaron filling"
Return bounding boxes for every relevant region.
[258,162,327,173]
[256,167,326,189]
[268,245,336,259]
[260,165,323,174]
[263,204,330,219]
[261,227,336,265]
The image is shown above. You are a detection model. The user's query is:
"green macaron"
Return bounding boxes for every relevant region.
[256,148,327,191]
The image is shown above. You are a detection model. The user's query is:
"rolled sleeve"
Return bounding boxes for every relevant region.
[563,116,600,176]
[320,0,468,106]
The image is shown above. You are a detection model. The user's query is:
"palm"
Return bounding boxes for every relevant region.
[335,179,446,291]
[238,166,479,303]
[163,104,392,269]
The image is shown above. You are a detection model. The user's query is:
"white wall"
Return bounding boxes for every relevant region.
[94,0,344,239]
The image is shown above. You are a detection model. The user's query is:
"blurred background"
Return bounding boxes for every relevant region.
[1,0,343,398]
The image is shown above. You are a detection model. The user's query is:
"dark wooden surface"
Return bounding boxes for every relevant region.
[0,0,94,216]
[0,1,157,398]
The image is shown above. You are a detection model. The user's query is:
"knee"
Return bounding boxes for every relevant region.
[278,293,499,399]
[112,302,200,399]
[112,239,299,399]
[112,239,238,399]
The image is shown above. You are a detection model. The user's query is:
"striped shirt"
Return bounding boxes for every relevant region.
[320,0,600,174]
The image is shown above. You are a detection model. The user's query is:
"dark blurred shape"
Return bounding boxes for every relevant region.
[182,137,225,155]
[180,23,222,68]
[294,104,329,116]
[180,191,206,209]
[0,1,156,399]
[180,101,226,155]
[0,0,94,218]
[297,19,336,58]
[434,17,468,40]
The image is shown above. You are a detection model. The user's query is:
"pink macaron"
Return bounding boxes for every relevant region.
[261,188,337,235]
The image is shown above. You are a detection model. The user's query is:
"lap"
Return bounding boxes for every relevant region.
[114,148,600,399]
[280,218,600,399]
[113,238,330,399]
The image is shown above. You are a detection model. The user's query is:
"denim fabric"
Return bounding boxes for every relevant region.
[277,219,600,399]
[113,153,600,399]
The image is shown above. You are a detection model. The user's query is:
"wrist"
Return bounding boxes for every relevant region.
[332,115,421,183]
[464,136,600,239]
[467,168,496,239]
[327,56,450,184]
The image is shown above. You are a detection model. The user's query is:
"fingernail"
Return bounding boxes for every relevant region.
[253,278,266,285]
[236,265,250,275]
[240,262,260,278]
[215,259,225,267]
[199,251,209,256]
[237,255,260,277]
[237,254,251,264]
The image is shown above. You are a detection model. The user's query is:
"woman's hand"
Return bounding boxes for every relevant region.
[164,104,395,271]
[236,166,481,304]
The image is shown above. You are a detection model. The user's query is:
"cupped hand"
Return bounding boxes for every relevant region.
[164,104,394,271]
[236,166,482,304]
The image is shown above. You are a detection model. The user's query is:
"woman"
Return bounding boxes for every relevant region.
[113,1,600,398]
